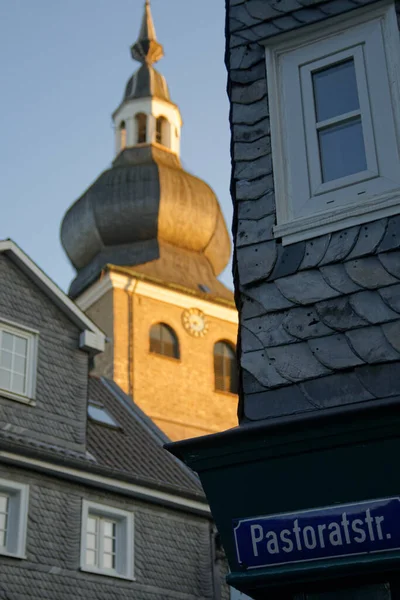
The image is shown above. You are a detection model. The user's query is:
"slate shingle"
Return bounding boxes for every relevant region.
[87,378,202,498]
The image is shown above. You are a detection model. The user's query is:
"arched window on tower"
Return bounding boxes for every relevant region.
[156,116,168,146]
[120,121,127,151]
[214,341,238,394]
[135,113,147,144]
[150,323,180,359]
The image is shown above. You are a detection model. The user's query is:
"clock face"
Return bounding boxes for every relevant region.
[182,308,209,337]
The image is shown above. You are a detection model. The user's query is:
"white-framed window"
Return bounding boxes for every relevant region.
[265,2,400,244]
[80,500,134,580]
[0,478,29,559]
[0,319,38,403]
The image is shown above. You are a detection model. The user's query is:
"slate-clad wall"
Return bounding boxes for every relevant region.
[0,255,88,453]
[0,464,218,600]
[227,0,400,422]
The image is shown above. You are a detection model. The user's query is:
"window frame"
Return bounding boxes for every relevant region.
[149,322,180,360]
[87,401,120,429]
[214,340,238,395]
[0,478,29,559]
[0,318,38,404]
[264,1,400,245]
[301,46,378,195]
[80,500,134,580]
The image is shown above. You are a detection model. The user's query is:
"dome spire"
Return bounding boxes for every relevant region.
[131,0,164,65]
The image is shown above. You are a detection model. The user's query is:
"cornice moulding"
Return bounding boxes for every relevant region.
[77,272,238,325]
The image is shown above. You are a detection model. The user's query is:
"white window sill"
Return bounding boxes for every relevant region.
[0,549,27,560]
[80,566,135,581]
[0,388,36,406]
[274,188,400,245]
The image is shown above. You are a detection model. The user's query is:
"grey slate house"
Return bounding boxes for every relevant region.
[0,240,228,599]
[166,0,400,598]
[226,0,400,422]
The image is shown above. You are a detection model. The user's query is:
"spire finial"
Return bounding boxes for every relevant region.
[131,0,164,65]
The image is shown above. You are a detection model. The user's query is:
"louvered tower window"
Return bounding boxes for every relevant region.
[214,342,238,394]
[156,116,167,145]
[214,341,238,394]
[149,323,180,359]
[135,113,147,144]
[119,121,127,150]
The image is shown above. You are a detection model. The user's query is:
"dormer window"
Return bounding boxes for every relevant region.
[266,3,400,244]
[88,402,120,428]
[119,121,127,151]
[0,320,38,403]
[135,113,147,144]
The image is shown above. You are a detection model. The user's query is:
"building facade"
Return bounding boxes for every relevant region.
[0,240,229,599]
[60,0,239,441]
[168,0,400,598]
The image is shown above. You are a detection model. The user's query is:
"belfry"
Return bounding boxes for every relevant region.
[60,0,238,441]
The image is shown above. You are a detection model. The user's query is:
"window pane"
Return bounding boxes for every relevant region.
[0,493,8,548]
[86,532,97,550]
[0,494,8,513]
[2,333,13,351]
[319,118,367,182]
[87,516,97,533]
[14,336,27,357]
[0,350,12,370]
[0,512,7,532]
[103,520,116,538]
[103,537,115,553]
[13,355,26,376]
[150,324,179,358]
[313,59,359,122]
[12,374,25,395]
[0,526,6,547]
[88,404,119,427]
[103,552,115,569]
[0,368,11,391]
[86,549,97,566]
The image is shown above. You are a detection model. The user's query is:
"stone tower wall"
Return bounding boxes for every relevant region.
[85,284,238,440]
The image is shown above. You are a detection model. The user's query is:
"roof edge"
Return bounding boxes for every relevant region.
[108,265,236,307]
[0,446,209,514]
[100,377,202,490]
[0,240,105,354]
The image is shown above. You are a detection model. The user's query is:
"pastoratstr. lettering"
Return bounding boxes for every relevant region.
[250,509,389,558]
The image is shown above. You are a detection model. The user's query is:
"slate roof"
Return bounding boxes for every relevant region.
[226,0,400,423]
[124,64,170,102]
[87,377,203,498]
[108,242,235,306]
[0,376,203,501]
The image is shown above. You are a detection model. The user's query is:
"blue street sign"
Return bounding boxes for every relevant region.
[233,498,400,570]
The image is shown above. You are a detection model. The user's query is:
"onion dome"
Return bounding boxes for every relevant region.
[60,1,231,299]
[61,146,231,298]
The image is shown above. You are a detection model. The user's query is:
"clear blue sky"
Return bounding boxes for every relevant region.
[0,0,233,292]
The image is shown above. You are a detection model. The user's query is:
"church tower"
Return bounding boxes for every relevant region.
[60,1,238,441]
